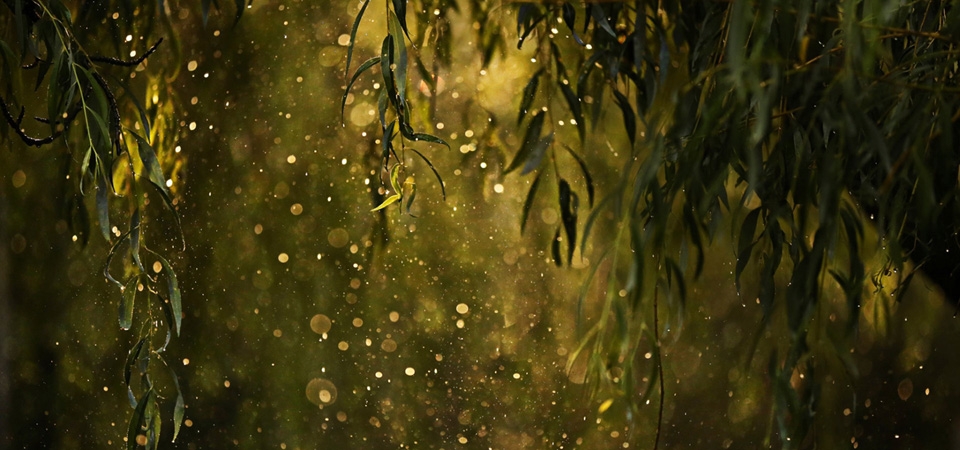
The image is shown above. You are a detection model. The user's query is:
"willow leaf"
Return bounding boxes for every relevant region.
[341,56,381,124]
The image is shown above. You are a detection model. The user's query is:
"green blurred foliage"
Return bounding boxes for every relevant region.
[3,1,960,449]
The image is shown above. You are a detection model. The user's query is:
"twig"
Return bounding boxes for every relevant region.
[0,96,59,146]
[89,38,163,67]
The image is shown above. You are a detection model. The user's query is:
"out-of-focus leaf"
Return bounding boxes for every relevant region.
[560,144,594,207]
[405,180,417,216]
[562,3,584,45]
[518,68,543,125]
[522,132,554,175]
[409,148,446,200]
[735,208,760,292]
[517,7,546,49]
[341,56,381,124]
[233,0,247,24]
[344,0,371,83]
[590,4,617,38]
[504,110,546,174]
[612,89,636,145]
[201,0,212,26]
[126,388,155,450]
[558,178,578,264]
[552,226,563,267]
[557,75,585,142]
[520,170,543,233]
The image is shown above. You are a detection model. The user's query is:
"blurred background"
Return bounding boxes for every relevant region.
[3,1,960,449]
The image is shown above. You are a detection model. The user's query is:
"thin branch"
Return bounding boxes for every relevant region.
[89,38,163,67]
[0,96,59,146]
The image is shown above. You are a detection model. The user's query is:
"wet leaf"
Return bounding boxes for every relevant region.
[124,337,147,395]
[96,176,111,241]
[388,12,408,102]
[126,388,155,450]
[409,148,446,200]
[120,276,138,330]
[559,79,585,143]
[129,209,144,271]
[153,253,182,336]
[341,56,381,124]
[344,0,371,81]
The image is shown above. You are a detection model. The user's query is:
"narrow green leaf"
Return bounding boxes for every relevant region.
[147,398,161,450]
[612,89,636,145]
[344,0,372,80]
[129,209,144,271]
[96,176,111,241]
[391,0,411,41]
[382,119,396,162]
[388,12,408,103]
[371,193,401,212]
[130,132,171,203]
[120,276,138,330]
[551,226,563,267]
[560,144,594,207]
[389,163,402,194]
[558,178,578,264]
[409,148,446,200]
[558,80,585,142]
[154,253,182,336]
[126,389,155,450]
[341,56,381,124]
[520,170,543,233]
[409,131,450,149]
[404,180,417,216]
[518,69,543,125]
[124,337,148,391]
[170,365,185,442]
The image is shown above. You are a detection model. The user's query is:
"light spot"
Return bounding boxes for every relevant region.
[310,314,332,335]
[405,367,416,376]
[456,303,469,314]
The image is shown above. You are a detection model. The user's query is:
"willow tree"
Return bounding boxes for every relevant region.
[2,0,959,448]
